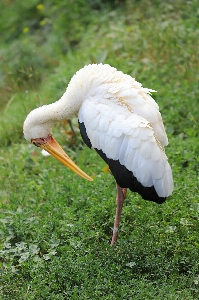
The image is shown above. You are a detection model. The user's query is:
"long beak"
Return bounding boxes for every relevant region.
[32,135,93,181]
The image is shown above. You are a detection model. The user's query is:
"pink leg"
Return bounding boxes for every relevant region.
[110,184,127,246]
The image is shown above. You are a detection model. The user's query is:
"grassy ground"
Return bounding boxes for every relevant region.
[0,0,199,299]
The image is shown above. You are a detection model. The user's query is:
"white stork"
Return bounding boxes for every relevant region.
[23,64,174,245]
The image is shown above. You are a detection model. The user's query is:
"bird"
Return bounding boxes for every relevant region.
[23,63,174,245]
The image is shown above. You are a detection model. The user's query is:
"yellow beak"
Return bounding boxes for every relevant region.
[31,135,93,181]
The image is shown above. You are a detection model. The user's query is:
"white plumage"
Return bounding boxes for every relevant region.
[23,63,174,245]
[76,65,173,197]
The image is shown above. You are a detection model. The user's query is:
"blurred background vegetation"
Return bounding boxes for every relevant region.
[0,0,122,104]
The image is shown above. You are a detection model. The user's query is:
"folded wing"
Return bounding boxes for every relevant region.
[78,96,173,198]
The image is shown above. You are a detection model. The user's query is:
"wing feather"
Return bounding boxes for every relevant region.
[118,136,129,165]
[78,96,173,197]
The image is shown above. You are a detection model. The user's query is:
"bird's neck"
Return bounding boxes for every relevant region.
[42,64,107,122]
[49,68,93,121]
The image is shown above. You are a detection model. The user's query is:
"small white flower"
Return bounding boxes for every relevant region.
[41,149,51,157]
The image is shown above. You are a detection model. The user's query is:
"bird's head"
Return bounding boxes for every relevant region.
[23,107,93,182]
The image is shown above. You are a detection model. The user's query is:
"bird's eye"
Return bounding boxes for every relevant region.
[33,141,39,147]
[31,137,46,147]
[31,139,41,147]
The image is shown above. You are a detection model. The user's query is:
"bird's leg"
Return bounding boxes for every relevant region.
[67,119,76,139]
[110,184,127,246]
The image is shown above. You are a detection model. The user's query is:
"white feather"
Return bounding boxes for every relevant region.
[139,127,150,140]
[98,117,110,132]
[88,113,101,130]
[131,127,140,138]
[151,144,161,161]
[129,136,141,149]
[151,157,165,180]
[139,140,154,159]
[118,136,129,165]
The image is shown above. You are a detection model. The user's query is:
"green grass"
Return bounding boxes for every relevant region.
[0,0,199,299]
